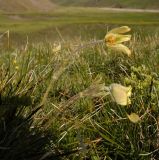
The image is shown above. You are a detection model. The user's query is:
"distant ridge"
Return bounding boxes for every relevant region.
[0,0,158,13]
[0,0,57,12]
[51,0,159,9]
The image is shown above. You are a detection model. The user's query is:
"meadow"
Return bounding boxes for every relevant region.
[0,7,159,44]
[0,7,159,160]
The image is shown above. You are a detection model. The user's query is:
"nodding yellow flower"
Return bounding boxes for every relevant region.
[127,113,140,123]
[108,83,132,106]
[105,26,131,56]
[52,43,61,53]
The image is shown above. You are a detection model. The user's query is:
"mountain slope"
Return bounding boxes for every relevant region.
[0,0,158,13]
[51,0,159,9]
[0,0,57,12]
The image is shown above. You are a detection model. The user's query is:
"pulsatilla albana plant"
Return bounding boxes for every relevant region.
[106,83,132,106]
[106,83,141,123]
[104,26,131,56]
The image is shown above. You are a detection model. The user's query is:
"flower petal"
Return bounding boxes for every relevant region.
[108,26,131,34]
[115,34,131,44]
[107,44,131,56]
[109,83,132,106]
[127,113,140,123]
[105,33,131,45]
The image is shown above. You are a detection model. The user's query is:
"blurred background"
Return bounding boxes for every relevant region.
[0,0,158,46]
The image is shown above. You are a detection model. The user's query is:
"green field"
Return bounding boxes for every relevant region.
[0,7,159,46]
[0,8,159,160]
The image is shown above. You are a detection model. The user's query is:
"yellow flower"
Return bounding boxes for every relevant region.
[127,113,140,123]
[109,83,132,106]
[105,26,131,56]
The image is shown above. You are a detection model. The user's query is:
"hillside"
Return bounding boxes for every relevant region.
[0,0,57,12]
[51,0,159,9]
[0,0,158,13]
